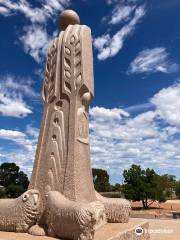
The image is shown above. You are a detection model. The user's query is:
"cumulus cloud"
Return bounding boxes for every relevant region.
[1,75,39,98]
[0,128,36,151]
[128,47,180,74]
[0,0,70,63]
[90,107,129,121]
[90,104,180,182]
[1,84,180,181]
[94,5,146,60]
[0,93,32,118]
[19,25,53,63]
[0,0,69,24]
[109,4,135,25]
[0,75,38,117]
[89,84,180,181]
[151,83,180,128]
[0,129,25,140]
[0,126,39,177]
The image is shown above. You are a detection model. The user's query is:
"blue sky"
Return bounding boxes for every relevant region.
[0,0,180,184]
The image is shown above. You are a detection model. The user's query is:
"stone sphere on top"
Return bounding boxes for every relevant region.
[60,10,80,30]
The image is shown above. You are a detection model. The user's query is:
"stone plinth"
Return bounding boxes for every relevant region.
[95,221,150,240]
[0,220,150,240]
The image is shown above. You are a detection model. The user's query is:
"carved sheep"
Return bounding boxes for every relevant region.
[0,189,41,232]
[45,191,97,240]
[96,191,131,223]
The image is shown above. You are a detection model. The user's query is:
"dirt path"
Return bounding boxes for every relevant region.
[133,218,180,240]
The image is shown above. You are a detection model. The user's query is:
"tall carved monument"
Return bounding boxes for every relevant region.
[29,9,96,206]
[0,10,136,240]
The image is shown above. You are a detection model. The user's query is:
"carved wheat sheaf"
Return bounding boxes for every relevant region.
[63,30,82,95]
[43,38,58,103]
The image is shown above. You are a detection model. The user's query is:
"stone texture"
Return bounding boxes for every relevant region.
[94,221,150,240]
[30,5,130,214]
[0,190,41,232]
[45,191,102,240]
[0,221,150,240]
[0,9,133,240]
[96,192,131,223]
[29,12,96,208]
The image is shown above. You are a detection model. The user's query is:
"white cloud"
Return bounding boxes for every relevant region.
[0,6,11,16]
[26,125,39,139]
[0,0,70,24]
[19,25,53,63]
[0,128,36,151]
[128,47,180,74]
[90,105,180,182]
[89,83,180,181]
[0,126,39,177]
[0,129,25,140]
[1,75,39,98]
[0,0,70,63]
[0,92,32,118]
[94,5,146,60]
[0,75,38,117]
[1,84,180,182]
[109,4,135,25]
[90,106,129,121]
[151,83,180,128]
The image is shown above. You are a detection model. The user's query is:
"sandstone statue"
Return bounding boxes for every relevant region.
[0,190,41,232]
[0,9,131,240]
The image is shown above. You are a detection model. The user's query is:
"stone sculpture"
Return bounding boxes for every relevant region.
[95,192,130,223]
[0,190,40,232]
[0,9,131,240]
[45,191,96,240]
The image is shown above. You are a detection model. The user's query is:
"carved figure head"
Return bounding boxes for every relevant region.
[21,189,40,208]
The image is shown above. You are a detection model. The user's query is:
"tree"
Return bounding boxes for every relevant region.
[6,184,25,198]
[111,183,121,192]
[92,168,111,192]
[175,181,180,199]
[0,162,29,198]
[0,163,19,187]
[122,164,167,209]
[160,174,176,199]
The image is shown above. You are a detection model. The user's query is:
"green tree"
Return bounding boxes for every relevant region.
[92,168,111,192]
[6,184,25,198]
[175,181,180,199]
[0,163,19,187]
[111,183,121,192]
[0,187,6,198]
[122,164,167,209]
[160,174,176,199]
[0,162,29,198]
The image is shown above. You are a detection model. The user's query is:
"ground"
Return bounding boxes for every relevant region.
[146,218,180,240]
[0,219,179,239]
[131,199,180,219]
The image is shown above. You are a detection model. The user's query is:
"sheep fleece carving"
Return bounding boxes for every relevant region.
[45,191,96,240]
[0,189,41,232]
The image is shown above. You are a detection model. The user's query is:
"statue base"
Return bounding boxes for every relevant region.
[0,220,150,240]
[95,220,150,240]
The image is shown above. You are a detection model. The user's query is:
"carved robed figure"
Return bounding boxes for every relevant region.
[0,10,131,240]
